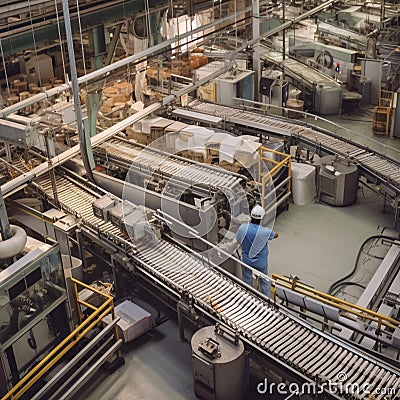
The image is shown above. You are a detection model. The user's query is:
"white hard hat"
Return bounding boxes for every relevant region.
[251,205,265,219]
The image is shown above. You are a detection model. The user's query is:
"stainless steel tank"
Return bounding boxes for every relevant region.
[191,325,246,400]
[316,155,359,206]
[314,83,342,115]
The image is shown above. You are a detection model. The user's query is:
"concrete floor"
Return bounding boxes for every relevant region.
[76,318,197,400]
[269,186,395,293]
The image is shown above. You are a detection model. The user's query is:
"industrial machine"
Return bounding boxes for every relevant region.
[260,46,342,115]
[191,325,246,400]
[316,155,359,206]
[1,1,400,398]
[6,167,395,399]
[186,100,400,221]
[0,242,69,397]
[215,69,255,107]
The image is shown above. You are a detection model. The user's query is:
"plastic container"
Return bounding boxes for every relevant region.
[291,163,316,205]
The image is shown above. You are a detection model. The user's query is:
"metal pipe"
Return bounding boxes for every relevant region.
[1,102,161,196]
[0,189,12,240]
[61,0,94,182]
[58,340,123,400]
[30,318,119,400]
[0,225,27,259]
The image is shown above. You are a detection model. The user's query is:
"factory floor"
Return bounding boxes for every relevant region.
[75,188,395,400]
[75,113,399,400]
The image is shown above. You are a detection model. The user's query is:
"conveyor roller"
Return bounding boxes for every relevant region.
[188,101,400,190]
[94,138,245,190]
[32,172,400,398]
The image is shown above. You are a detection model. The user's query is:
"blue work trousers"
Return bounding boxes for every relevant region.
[242,264,270,298]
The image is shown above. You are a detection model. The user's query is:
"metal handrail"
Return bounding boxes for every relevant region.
[233,97,400,161]
[2,278,118,400]
[272,274,400,331]
[255,146,292,208]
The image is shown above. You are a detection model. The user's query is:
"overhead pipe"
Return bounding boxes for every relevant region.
[0,225,27,259]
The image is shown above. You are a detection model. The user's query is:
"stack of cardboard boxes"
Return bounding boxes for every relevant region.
[123,118,261,174]
[171,58,191,78]
[98,81,132,128]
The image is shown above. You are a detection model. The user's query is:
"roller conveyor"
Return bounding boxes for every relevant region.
[33,173,132,246]
[94,137,245,190]
[316,21,367,45]
[260,46,340,90]
[135,239,400,399]
[31,172,400,397]
[188,101,400,190]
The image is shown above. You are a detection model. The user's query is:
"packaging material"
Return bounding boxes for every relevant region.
[133,120,142,132]
[130,101,144,114]
[220,160,242,173]
[164,122,188,150]
[103,300,153,343]
[150,118,174,142]
[206,132,228,156]
[235,140,261,168]
[103,87,118,97]
[114,81,131,95]
[187,126,213,157]
[220,135,242,163]
[175,137,188,152]
[141,116,163,134]
[291,162,317,205]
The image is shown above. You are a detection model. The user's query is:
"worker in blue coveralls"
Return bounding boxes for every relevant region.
[236,205,278,298]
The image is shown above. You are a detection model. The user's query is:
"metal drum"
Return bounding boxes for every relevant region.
[191,325,246,400]
[316,155,359,206]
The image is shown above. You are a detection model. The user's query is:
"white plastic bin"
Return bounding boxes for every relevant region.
[291,163,316,205]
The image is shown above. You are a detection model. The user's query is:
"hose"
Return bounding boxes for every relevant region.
[328,235,393,296]
[0,225,27,259]
[331,282,366,297]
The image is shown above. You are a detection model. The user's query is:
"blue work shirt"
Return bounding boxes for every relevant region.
[236,223,276,267]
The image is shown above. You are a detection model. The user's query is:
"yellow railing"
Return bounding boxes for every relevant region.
[2,278,119,400]
[272,274,400,331]
[253,146,292,208]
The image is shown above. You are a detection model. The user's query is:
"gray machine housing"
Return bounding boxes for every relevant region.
[191,325,247,400]
[316,155,359,206]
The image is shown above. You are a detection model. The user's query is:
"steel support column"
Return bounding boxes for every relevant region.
[61,0,95,181]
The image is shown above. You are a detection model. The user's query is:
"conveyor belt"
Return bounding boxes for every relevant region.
[188,101,400,190]
[33,173,132,247]
[32,172,400,398]
[94,137,245,190]
[315,21,367,48]
[135,239,400,399]
[261,46,340,89]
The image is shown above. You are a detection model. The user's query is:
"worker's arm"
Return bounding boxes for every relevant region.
[268,230,278,240]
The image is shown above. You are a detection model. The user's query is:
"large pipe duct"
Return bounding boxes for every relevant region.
[0,225,27,259]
